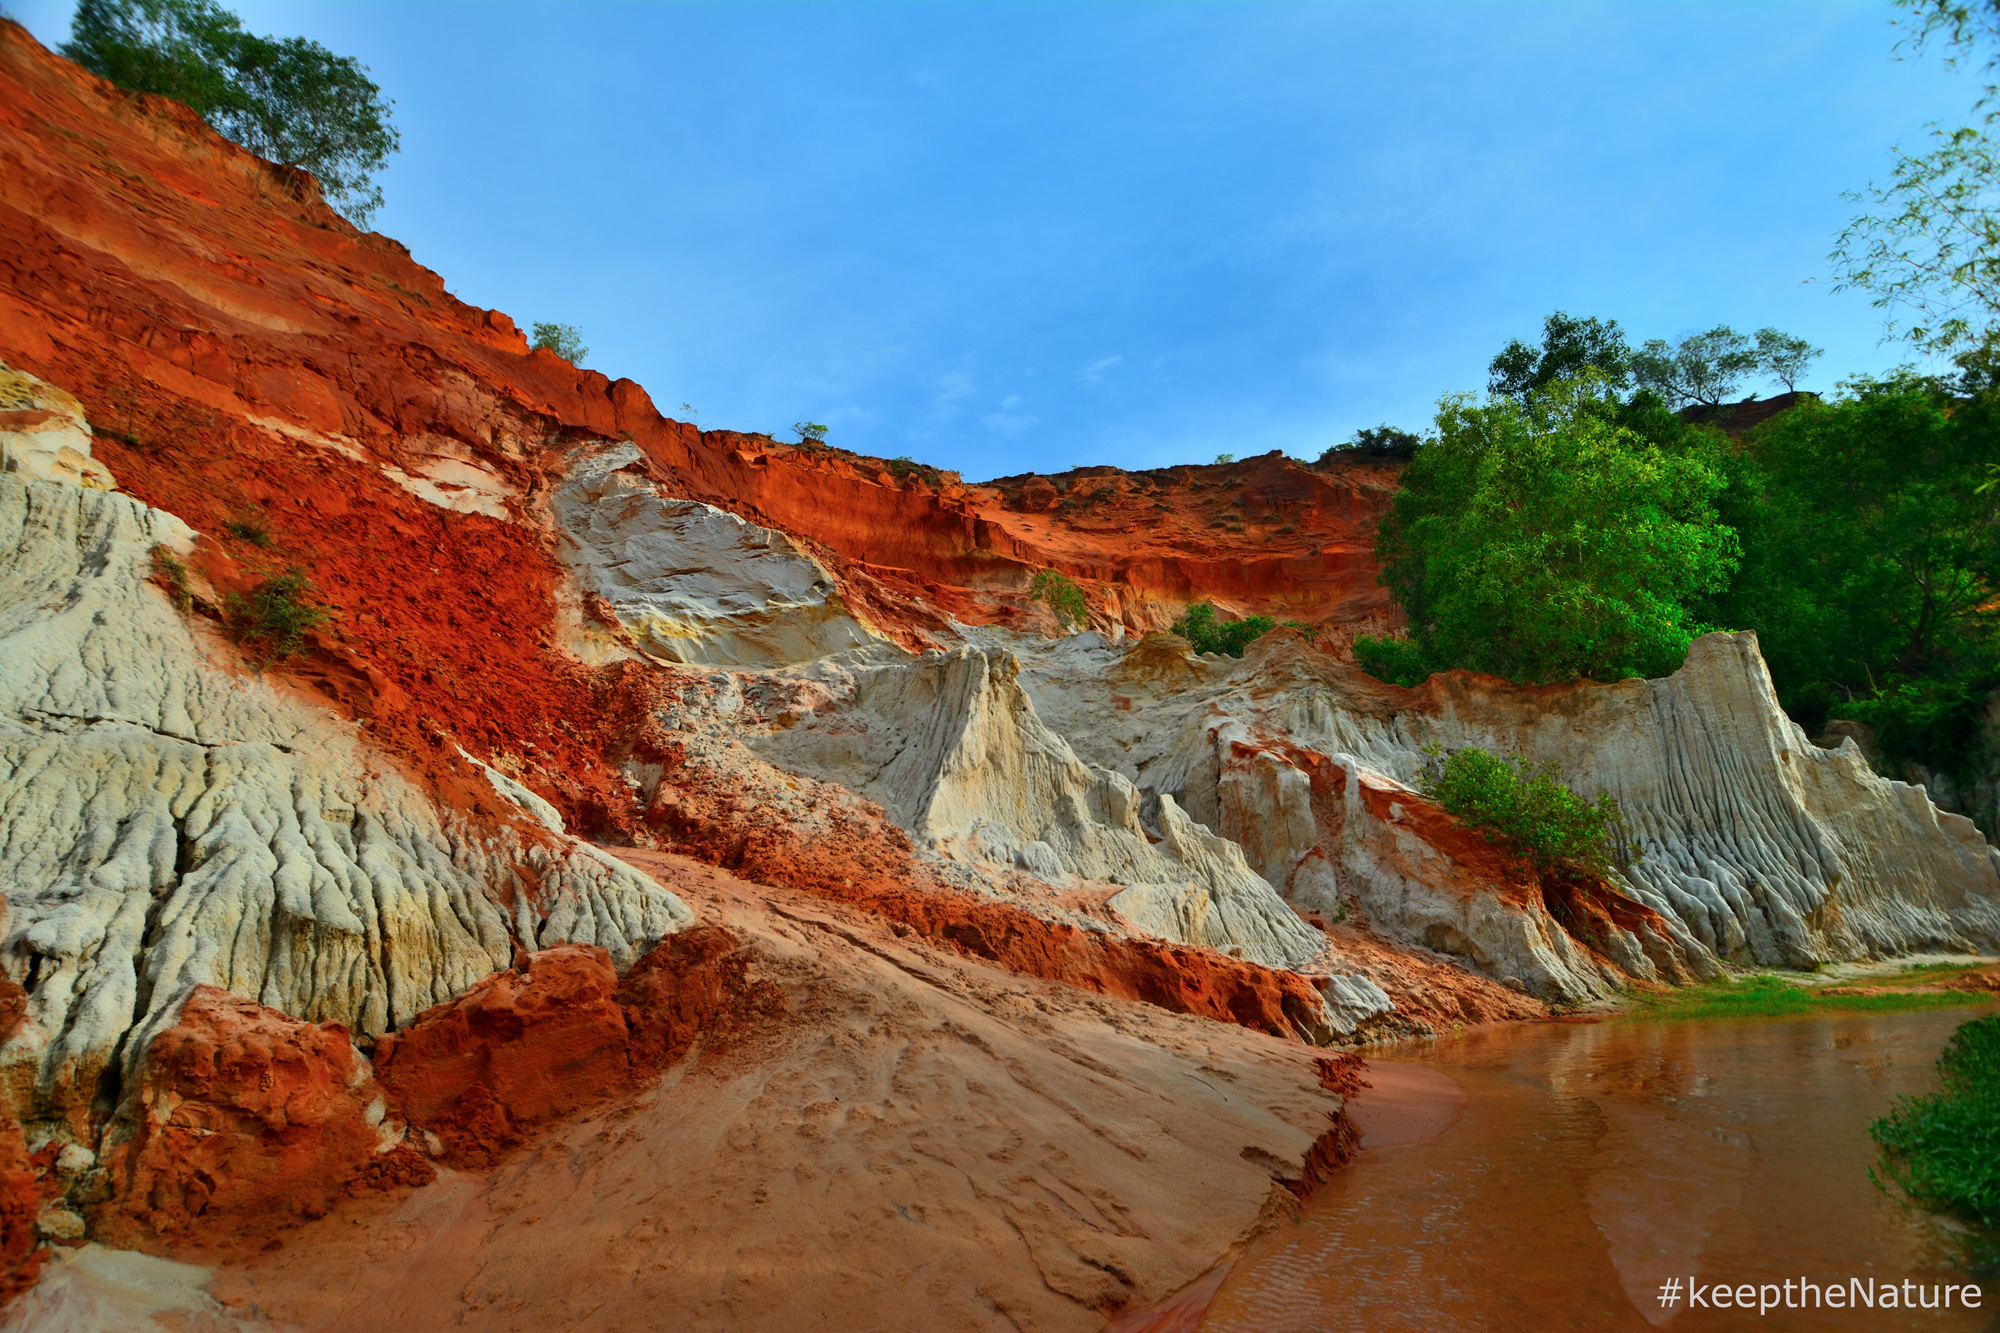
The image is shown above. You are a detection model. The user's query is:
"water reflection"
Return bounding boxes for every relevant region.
[1200,1007,1999,1332]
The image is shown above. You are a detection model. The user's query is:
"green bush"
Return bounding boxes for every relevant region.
[225,567,332,665]
[530,322,588,365]
[223,514,271,546]
[1171,602,1276,657]
[1352,634,1431,686]
[64,0,399,225]
[1870,1014,2000,1263]
[1376,374,1738,684]
[1418,744,1627,881]
[1030,569,1087,630]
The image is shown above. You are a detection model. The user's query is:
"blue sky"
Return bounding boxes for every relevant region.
[12,1,1982,479]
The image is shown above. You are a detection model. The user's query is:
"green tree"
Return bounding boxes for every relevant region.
[1318,424,1421,463]
[64,0,398,226]
[1488,312,1632,401]
[1708,374,1999,773]
[1374,374,1738,684]
[530,321,588,364]
[1755,327,1823,392]
[1630,326,1762,409]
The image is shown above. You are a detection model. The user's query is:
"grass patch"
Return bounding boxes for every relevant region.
[224,515,273,547]
[1871,1014,2000,1269]
[1626,973,1996,1023]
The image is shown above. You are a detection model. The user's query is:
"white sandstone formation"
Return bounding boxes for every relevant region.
[986,627,2000,1002]
[750,645,1328,970]
[0,473,691,1126]
[553,443,883,666]
[0,365,113,492]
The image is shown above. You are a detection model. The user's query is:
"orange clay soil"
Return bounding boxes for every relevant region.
[116,853,1364,1333]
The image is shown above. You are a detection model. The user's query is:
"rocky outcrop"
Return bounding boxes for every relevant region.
[754,645,1327,970]
[373,930,768,1167]
[88,986,431,1253]
[553,443,884,666]
[0,472,692,1134]
[1004,628,2000,1001]
[0,367,112,492]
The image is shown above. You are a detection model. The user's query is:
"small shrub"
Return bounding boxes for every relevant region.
[149,544,194,612]
[1030,569,1088,630]
[1171,602,1276,657]
[223,515,271,546]
[1870,1014,2000,1266]
[1280,618,1320,643]
[530,322,588,364]
[886,455,944,486]
[1214,452,1235,465]
[1353,634,1431,686]
[794,421,829,446]
[1417,744,1627,881]
[225,567,333,665]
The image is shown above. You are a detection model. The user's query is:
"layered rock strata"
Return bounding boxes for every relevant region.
[0,471,693,1135]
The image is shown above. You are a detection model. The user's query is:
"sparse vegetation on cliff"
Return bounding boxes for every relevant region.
[63,0,399,225]
[1171,602,1273,657]
[1319,425,1420,463]
[225,567,332,665]
[530,322,588,365]
[1030,568,1087,630]
[148,543,193,612]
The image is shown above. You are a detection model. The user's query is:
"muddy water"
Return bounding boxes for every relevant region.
[1201,1007,1999,1332]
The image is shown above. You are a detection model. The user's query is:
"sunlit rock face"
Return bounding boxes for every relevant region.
[0,472,690,1129]
[554,442,883,667]
[0,365,113,492]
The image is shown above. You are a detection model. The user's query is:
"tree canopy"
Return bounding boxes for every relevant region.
[1367,374,1738,685]
[530,321,588,365]
[1709,374,1999,775]
[64,0,398,226]
[1487,312,1632,401]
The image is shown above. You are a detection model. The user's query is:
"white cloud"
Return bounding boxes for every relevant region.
[983,406,1039,436]
[1077,354,1123,384]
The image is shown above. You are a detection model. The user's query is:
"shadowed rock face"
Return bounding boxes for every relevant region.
[1000,627,2000,1002]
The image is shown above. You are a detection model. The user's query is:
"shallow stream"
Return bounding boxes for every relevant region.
[1200,1006,2000,1332]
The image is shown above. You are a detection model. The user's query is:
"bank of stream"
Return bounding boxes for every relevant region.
[1195,1001,1999,1331]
